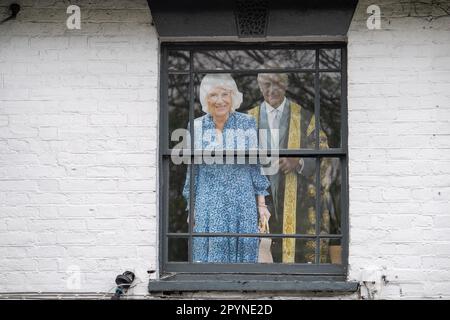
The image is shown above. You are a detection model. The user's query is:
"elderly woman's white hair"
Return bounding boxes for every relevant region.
[199,73,243,113]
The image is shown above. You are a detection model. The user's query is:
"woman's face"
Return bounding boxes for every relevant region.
[206,86,232,117]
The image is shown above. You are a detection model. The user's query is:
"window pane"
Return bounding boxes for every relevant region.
[320,72,341,149]
[319,49,341,69]
[266,157,317,236]
[249,72,316,150]
[188,159,263,261]
[193,49,315,70]
[267,237,316,264]
[168,237,188,262]
[168,50,190,71]
[320,158,341,235]
[168,161,188,233]
[190,236,317,264]
[194,73,272,116]
[192,236,259,264]
[193,72,315,151]
[193,73,204,119]
[263,158,324,263]
[168,74,189,149]
[320,238,342,264]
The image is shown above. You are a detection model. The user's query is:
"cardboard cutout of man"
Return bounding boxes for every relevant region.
[248,71,341,264]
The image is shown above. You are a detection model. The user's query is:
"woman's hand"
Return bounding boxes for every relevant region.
[257,195,270,232]
[187,210,195,227]
[258,204,271,233]
[258,205,271,223]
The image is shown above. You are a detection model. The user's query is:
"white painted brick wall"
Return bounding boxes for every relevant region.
[348,0,450,299]
[0,0,159,296]
[1,0,449,299]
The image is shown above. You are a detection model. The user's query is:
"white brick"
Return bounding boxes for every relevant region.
[422,256,450,269]
[0,259,37,272]
[411,216,433,228]
[86,218,135,231]
[38,207,59,219]
[37,179,60,192]
[423,229,450,241]
[66,246,137,259]
[0,116,8,126]
[28,219,87,232]
[0,231,35,245]
[117,179,154,191]
[0,180,38,191]
[433,216,450,228]
[36,259,59,271]
[56,232,96,245]
[35,232,58,245]
[39,127,58,140]
[89,114,128,125]
[28,246,66,258]
[59,179,118,192]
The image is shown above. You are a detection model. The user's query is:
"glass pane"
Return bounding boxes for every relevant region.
[319,49,341,69]
[320,72,341,149]
[194,73,271,116]
[252,72,316,150]
[168,74,189,149]
[194,50,315,70]
[168,161,188,233]
[192,236,259,264]
[168,237,188,262]
[192,72,315,151]
[320,238,342,264]
[320,158,341,235]
[193,73,204,119]
[168,50,190,71]
[190,236,317,264]
[265,157,317,236]
[189,159,264,262]
[269,237,316,264]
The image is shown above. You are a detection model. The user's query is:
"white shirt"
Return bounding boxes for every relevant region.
[265,97,286,149]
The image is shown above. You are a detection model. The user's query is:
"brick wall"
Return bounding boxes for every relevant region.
[0,0,449,299]
[347,0,450,299]
[0,0,159,296]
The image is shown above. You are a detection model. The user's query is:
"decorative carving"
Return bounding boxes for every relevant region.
[235,0,268,37]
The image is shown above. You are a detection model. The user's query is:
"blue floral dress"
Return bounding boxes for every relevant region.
[183,112,270,263]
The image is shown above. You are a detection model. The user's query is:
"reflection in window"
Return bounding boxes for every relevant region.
[320,158,341,236]
[168,75,189,149]
[168,50,190,71]
[319,49,341,70]
[194,50,315,70]
[320,73,341,149]
[168,162,188,234]
[168,237,188,262]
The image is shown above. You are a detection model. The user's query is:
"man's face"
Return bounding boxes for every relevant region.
[258,74,287,108]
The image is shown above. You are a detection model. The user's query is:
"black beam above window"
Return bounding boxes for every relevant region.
[148,0,359,41]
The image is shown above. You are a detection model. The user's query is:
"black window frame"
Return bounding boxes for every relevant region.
[158,42,349,278]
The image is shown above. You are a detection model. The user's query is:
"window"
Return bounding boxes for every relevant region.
[159,43,348,276]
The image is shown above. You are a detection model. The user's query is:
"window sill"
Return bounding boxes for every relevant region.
[148,274,359,293]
